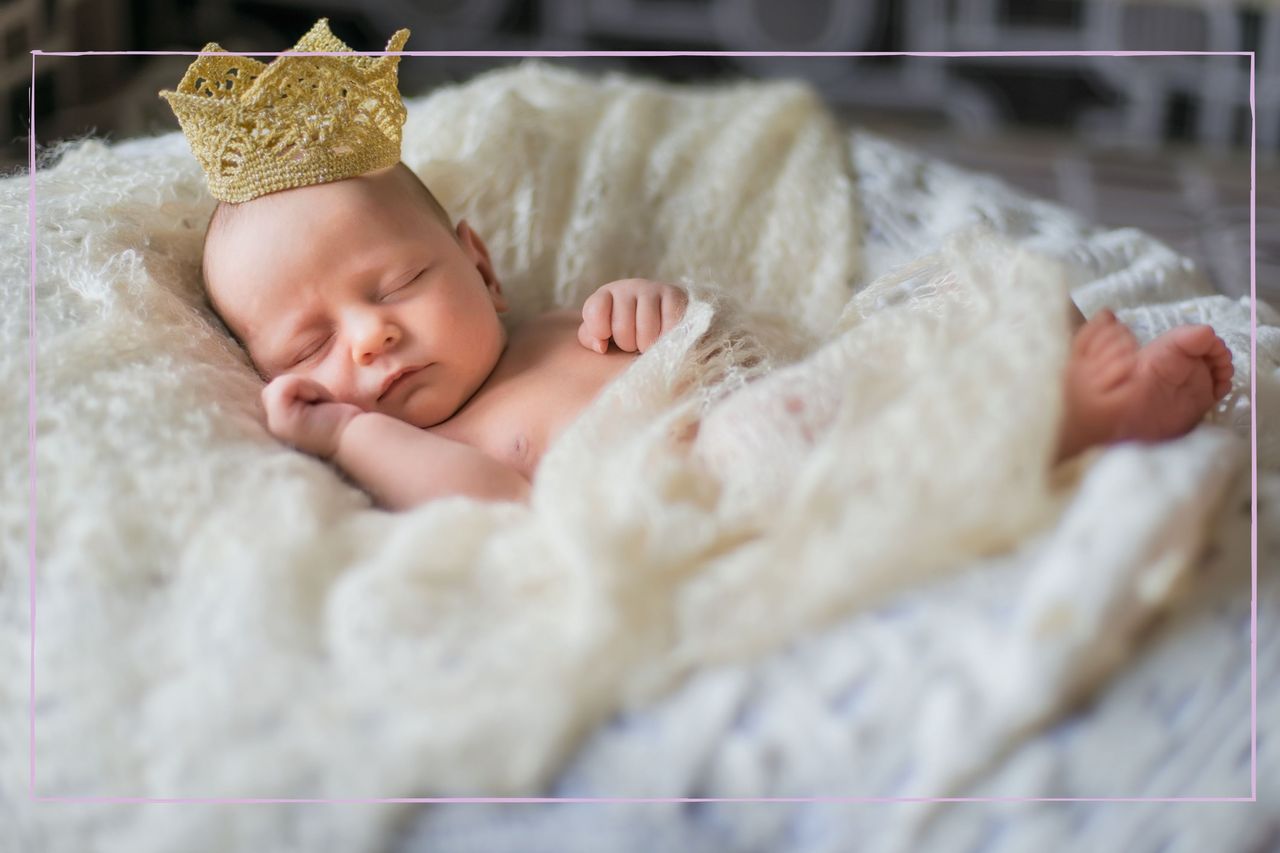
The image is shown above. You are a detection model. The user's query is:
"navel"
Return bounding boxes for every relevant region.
[508,433,531,468]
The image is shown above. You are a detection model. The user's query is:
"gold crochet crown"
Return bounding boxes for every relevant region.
[159,18,411,203]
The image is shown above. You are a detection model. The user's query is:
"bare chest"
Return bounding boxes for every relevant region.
[429,310,637,480]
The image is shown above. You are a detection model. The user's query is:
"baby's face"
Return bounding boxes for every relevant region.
[205,164,508,429]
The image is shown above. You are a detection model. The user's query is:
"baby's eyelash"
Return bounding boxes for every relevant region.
[380,268,429,300]
[291,334,331,365]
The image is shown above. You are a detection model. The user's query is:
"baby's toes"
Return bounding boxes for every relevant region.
[1211,361,1234,399]
[1207,337,1233,368]
[1211,354,1234,376]
[1165,324,1220,359]
[1203,337,1234,397]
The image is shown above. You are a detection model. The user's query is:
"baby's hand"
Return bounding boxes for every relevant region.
[578,278,688,354]
[262,374,365,460]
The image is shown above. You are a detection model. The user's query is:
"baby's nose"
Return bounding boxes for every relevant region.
[355,324,401,365]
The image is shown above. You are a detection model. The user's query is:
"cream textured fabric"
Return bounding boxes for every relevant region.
[0,63,1266,853]
[399,122,1276,853]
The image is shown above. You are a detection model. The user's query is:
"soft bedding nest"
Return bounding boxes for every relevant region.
[1,63,1275,852]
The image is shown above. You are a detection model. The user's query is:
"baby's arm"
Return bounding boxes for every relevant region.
[334,413,531,509]
[262,374,530,510]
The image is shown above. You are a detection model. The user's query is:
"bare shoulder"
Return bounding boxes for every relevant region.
[506,306,582,348]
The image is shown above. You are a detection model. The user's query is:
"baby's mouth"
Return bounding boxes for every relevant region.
[378,365,426,402]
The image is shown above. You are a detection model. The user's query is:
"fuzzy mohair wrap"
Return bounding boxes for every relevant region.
[1,63,1269,853]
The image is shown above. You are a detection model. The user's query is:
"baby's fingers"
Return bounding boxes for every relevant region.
[610,292,638,352]
[580,289,614,353]
[291,377,333,404]
[639,286,687,351]
[263,375,329,422]
[661,286,688,330]
[577,322,608,354]
[635,295,663,352]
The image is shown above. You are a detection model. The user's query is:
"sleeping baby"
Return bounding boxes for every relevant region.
[200,160,1233,510]
[166,21,1234,511]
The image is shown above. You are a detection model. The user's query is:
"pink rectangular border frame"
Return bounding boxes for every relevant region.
[26,48,1259,806]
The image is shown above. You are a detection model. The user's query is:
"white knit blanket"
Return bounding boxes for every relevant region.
[400,132,1278,853]
[0,64,1272,852]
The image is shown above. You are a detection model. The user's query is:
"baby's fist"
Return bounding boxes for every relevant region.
[262,374,364,460]
[579,278,688,354]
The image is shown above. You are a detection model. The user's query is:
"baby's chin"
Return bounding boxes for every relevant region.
[385,395,456,430]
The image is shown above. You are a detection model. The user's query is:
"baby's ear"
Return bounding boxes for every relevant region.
[491,288,509,313]
[455,220,487,255]
[456,220,504,303]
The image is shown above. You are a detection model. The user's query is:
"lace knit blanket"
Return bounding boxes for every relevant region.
[0,63,1269,853]
[401,131,1277,853]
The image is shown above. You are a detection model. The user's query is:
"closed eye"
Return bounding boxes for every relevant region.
[289,334,331,366]
[379,267,429,301]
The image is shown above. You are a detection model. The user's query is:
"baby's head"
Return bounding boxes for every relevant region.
[203,162,509,429]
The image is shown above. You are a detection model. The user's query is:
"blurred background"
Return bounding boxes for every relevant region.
[5,0,1276,305]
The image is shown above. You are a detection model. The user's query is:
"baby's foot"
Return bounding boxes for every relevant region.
[1057,310,1234,461]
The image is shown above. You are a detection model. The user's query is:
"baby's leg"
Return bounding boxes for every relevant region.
[687,327,855,501]
[1056,309,1234,461]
